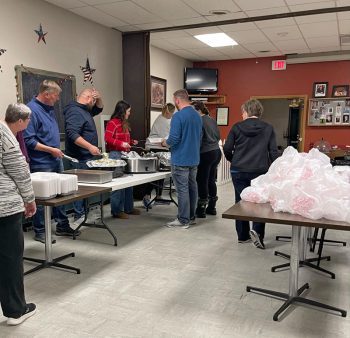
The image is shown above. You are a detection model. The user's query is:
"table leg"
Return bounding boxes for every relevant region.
[247,225,346,321]
[73,195,118,246]
[24,206,80,275]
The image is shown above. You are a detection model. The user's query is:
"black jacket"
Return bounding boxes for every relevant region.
[64,101,103,161]
[223,118,278,174]
[201,115,221,153]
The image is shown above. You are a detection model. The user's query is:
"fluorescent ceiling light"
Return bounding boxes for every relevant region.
[194,33,238,47]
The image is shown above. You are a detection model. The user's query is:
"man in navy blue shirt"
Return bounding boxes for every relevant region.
[162,89,202,228]
[24,80,79,243]
[64,88,103,225]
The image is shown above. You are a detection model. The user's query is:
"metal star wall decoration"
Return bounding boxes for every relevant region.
[80,57,96,85]
[34,23,48,44]
[0,49,6,72]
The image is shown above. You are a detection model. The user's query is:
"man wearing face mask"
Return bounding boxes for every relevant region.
[64,88,104,225]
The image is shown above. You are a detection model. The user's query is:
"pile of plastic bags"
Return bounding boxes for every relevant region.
[241,146,350,223]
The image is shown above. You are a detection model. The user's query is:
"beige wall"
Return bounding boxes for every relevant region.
[0,0,123,145]
[150,46,192,126]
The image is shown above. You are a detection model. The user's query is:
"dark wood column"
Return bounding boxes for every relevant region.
[122,32,150,145]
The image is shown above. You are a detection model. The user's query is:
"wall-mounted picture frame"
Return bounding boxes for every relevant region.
[216,107,229,126]
[332,85,349,98]
[151,76,166,110]
[313,82,328,98]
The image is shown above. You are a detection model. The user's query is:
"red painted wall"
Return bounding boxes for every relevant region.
[194,57,350,150]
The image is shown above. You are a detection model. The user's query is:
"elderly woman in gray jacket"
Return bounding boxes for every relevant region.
[0,103,37,326]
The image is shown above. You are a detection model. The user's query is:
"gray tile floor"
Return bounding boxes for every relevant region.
[1,183,350,337]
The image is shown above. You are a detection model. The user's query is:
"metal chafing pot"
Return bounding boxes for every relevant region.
[121,156,158,173]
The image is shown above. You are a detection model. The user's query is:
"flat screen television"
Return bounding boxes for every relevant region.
[184,67,218,94]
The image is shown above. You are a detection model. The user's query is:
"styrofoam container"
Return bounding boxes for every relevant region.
[30,172,78,199]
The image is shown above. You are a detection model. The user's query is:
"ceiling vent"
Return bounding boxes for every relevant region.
[340,35,350,45]
[209,10,230,15]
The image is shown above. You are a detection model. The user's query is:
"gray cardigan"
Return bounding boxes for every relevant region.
[0,122,35,217]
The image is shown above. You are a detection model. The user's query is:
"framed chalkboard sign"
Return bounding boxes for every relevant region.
[15,65,76,140]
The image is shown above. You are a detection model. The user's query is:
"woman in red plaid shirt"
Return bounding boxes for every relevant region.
[105,100,141,219]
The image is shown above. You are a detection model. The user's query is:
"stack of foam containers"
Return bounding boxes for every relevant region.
[31,172,78,199]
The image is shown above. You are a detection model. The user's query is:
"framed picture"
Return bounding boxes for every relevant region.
[216,107,229,126]
[313,82,328,98]
[151,76,166,110]
[343,114,350,124]
[332,85,349,98]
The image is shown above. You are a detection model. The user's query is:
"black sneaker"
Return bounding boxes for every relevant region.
[34,233,56,244]
[55,227,81,237]
[7,303,36,326]
[249,230,265,249]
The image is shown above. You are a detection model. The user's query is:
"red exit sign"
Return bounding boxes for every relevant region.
[272,60,287,70]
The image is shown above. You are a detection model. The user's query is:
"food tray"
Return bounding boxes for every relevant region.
[63,169,113,183]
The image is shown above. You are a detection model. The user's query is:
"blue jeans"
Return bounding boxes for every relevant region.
[66,160,89,219]
[109,151,134,214]
[171,165,198,224]
[30,160,70,235]
[231,171,265,241]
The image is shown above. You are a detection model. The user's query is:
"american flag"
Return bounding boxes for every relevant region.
[80,57,95,85]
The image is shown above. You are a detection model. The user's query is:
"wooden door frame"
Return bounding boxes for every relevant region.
[251,95,308,152]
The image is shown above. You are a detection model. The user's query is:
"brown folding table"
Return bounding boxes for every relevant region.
[223,201,349,321]
[24,186,112,275]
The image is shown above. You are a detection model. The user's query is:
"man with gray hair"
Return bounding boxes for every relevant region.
[23,80,78,243]
[223,99,278,249]
[161,89,202,228]
[64,88,104,225]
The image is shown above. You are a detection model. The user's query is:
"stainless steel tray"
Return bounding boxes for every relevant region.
[63,169,113,183]
[122,157,158,173]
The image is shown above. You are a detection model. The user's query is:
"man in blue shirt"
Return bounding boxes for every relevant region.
[161,89,202,228]
[24,80,79,243]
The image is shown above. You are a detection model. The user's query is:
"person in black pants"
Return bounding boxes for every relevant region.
[0,104,37,325]
[223,99,278,249]
[191,101,221,218]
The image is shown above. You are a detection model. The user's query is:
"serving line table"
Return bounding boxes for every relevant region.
[23,185,112,275]
[222,201,349,321]
[75,171,176,241]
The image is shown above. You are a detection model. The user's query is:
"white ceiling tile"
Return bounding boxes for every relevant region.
[219,22,257,32]
[253,51,283,57]
[151,30,191,40]
[339,19,350,34]
[205,11,247,22]
[299,21,339,38]
[70,6,128,27]
[80,0,125,4]
[242,41,279,52]
[294,13,337,24]
[95,1,162,24]
[338,11,350,20]
[132,0,200,20]
[285,0,334,5]
[246,6,290,17]
[114,25,139,32]
[310,46,341,52]
[168,16,209,26]
[233,0,287,11]
[166,36,207,49]
[261,25,302,41]
[274,38,309,51]
[170,49,205,61]
[181,0,241,15]
[150,39,183,51]
[256,18,295,28]
[45,0,86,9]
[227,30,269,44]
[306,35,340,48]
[341,45,350,50]
[134,21,170,30]
[185,26,223,36]
[336,0,350,5]
[220,45,255,57]
[281,48,311,54]
[190,47,229,58]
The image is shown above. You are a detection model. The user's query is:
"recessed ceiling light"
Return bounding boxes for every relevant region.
[194,33,238,47]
